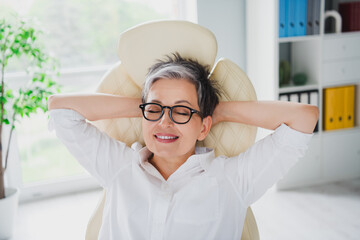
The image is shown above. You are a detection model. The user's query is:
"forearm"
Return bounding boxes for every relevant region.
[48,93,142,121]
[214,101,319,134]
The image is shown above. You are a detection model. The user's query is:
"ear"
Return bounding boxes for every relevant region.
[197,116,212,141]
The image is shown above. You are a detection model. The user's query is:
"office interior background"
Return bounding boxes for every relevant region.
[0,0,359,239]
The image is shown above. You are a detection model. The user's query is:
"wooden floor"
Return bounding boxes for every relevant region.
[10,178,360,240]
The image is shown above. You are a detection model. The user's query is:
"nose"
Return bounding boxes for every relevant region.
[159,108,173,127]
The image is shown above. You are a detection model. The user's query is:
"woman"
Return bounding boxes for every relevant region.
[48,54,319,239]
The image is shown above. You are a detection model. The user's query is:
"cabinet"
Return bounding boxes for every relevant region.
[322,34,360,84]
[246,0,360,189]
[323,130,360,180]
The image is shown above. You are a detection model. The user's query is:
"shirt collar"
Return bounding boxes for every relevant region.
[137,146,215,173]
[194,146,215,171]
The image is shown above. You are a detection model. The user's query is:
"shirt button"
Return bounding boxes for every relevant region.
[162,183,170,190]
[163,193,171,200]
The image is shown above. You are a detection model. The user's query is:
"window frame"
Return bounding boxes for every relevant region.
[6,66,109,203]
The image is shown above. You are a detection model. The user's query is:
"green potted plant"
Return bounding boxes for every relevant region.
[0,15,61,239]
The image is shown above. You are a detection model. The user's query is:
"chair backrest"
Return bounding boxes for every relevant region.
[86,20,259,240]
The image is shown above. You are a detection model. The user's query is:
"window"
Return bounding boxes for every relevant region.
[2,0,197,71]
[1,0,197,201]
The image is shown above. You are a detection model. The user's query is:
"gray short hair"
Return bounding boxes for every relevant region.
[141,53,221,118]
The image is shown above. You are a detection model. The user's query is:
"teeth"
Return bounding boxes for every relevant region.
[157,135,178,140]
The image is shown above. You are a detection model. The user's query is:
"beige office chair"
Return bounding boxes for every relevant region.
[87,20,259,240]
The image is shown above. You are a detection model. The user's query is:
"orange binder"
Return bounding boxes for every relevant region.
[323,85,355,131]
[343,85,355,128]
[323,87,337,130]
[335,87,345,129]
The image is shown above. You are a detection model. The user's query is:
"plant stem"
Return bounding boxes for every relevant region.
[0,59,5,199]
[4,112,16,171]
[0,148,4,199]
[0,29,8,198]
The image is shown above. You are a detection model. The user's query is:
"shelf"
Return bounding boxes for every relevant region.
[324,31,360,39]
[279,84,319,94]
[322,80,360,89]
[321,126,360,136]
[280,31,360,43]
[278,35,321,43]
[247,0,360,189]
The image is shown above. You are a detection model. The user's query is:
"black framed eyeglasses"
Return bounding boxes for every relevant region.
[139,103,203,124]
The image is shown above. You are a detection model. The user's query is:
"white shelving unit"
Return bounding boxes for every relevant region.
[246,0,360,189]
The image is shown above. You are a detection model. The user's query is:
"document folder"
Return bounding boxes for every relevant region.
[324,86,355,131]
[306,0,314,35]
[344,85,355,128]
[279,0,288,37]
[295,0,307,36]
[287,0,296,37]
[312,0,321,34]
[335,87,345,129]
[323,87,337,130]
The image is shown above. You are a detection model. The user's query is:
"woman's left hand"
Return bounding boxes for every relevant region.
[210,100,319,133]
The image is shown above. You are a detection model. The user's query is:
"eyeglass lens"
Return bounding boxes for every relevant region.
[143,104,192,123]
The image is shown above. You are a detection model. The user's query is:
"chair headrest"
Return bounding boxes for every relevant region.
[117,20,218,87]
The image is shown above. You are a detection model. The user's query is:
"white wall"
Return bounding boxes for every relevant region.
[197,0,246,71]
[197,1,275,142]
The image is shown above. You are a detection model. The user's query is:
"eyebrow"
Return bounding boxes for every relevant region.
[151,99,194,107]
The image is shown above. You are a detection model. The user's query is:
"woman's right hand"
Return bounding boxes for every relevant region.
[211,102,224,127]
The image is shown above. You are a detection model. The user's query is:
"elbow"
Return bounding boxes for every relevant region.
[304,105,320,133]
[48,94,58,110]
[310,105,320,123]
[289,105,319,134]
[315,106,320,120]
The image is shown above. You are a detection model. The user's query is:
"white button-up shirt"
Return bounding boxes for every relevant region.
[48,109,313,240]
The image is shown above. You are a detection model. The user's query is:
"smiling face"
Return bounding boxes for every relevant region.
[142,78,212,164]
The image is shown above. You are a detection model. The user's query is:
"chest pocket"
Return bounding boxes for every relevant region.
[172,176,219,224]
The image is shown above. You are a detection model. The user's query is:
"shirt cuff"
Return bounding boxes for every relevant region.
[272,123,314,148]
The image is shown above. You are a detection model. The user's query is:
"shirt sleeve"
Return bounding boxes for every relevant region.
[48,109,137,188]
[224,123,314,206]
